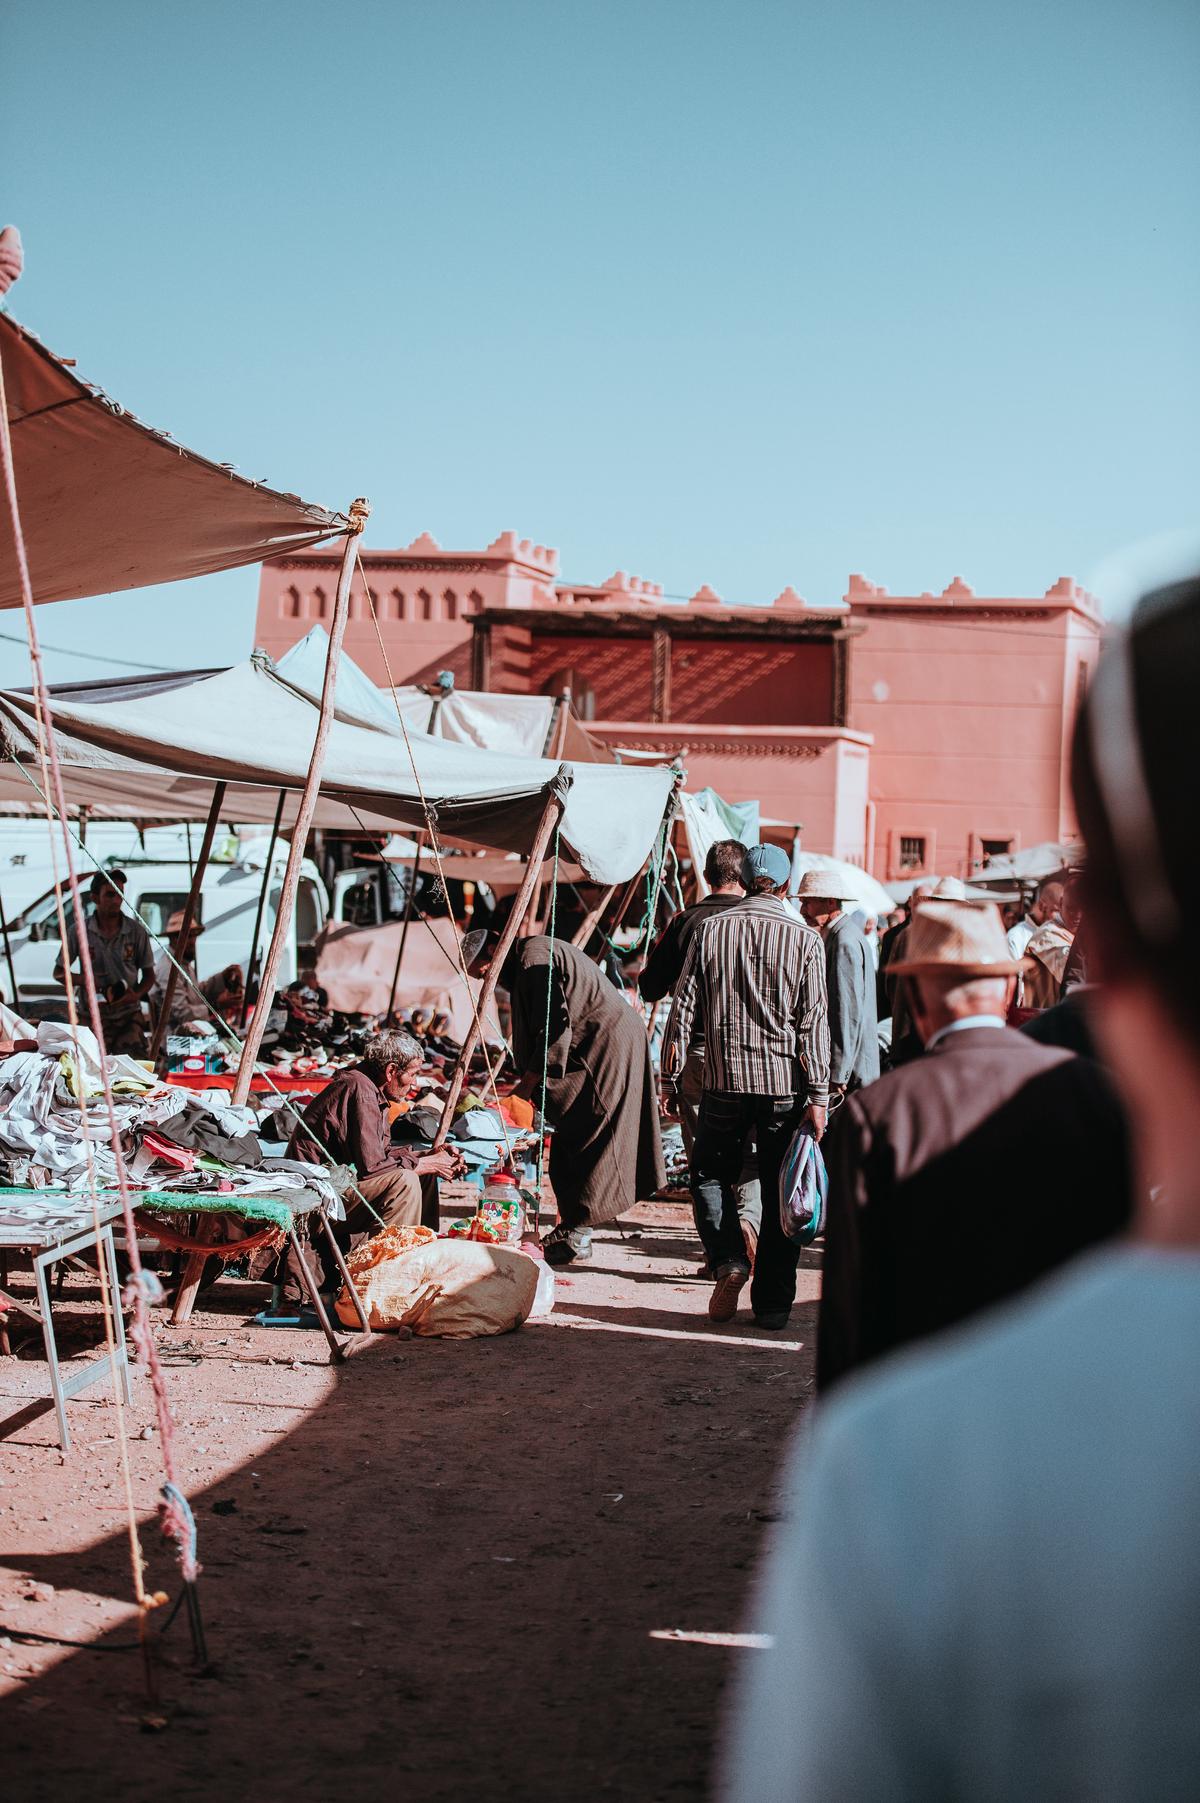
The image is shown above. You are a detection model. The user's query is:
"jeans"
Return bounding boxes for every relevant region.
[692,1091,804,1318]
[680,1047,762,1239]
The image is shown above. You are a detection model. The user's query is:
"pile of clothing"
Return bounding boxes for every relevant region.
[0,1021,346,1219]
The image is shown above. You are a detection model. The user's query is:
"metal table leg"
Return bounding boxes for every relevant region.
[32,1222,131,1455]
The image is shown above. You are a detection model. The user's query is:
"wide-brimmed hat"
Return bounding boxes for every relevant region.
[889,897,1030,977]
[165,909,200,938]
[793,865,859,903]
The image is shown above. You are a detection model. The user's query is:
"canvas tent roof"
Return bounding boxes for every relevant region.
[276,628,617,762]
[0,314,347,608]
[0,658,675,884]
[392,681,616,763]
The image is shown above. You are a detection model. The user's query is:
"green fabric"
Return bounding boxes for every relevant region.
[0,1186,303,1232]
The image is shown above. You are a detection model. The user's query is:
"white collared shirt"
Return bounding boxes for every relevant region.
[924,1014,1007,1053]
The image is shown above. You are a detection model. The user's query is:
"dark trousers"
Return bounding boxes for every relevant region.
[692,1090,803,1318]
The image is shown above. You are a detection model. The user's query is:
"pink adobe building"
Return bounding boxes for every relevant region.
[254,534,1106,883]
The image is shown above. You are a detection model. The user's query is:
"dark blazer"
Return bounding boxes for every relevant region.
[638,893,743,1005]
[817,1024,1132,1391]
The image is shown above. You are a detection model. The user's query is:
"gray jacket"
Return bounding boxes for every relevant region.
[824,911,880,1091]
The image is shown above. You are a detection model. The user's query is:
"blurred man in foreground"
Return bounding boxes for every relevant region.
[725,578,1200,1802]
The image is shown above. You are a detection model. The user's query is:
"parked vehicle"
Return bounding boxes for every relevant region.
[0,848,329,1013]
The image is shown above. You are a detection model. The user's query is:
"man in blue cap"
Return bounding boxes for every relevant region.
[664,842,830,1329]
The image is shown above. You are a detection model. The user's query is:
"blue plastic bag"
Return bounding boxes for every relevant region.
[778,1123,828,1245]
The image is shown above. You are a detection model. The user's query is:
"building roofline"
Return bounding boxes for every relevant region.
[472,605,864,640]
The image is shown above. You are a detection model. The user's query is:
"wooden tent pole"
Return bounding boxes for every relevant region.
[432,789,563,1150]
[526,691,571,932]
[385,829,426,1024]
[148,782,227,1061]
[239,788,287,1029]
[570,882,616,952]
[0,883,18,1010]
[231,500,369,1107]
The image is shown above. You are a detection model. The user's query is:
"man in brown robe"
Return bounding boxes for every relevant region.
[465,932,665,1266]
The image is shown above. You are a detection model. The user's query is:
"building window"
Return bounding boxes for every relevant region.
[417,587,434,622]
[283,585,302,619]
[979,837,1012,862]
[443,588,458,620]
[466,589,484,614]
[898,834,926,871]
[390,588,407,621]
[310,585,327,620]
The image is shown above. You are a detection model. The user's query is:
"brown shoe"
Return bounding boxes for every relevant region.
[708,1261,750,1323]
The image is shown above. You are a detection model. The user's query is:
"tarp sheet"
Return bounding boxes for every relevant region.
[314,914,480,1033]
[679,788,760,897]
[0,658,676,885]
[0,314,348,609]
[393,681,615,763]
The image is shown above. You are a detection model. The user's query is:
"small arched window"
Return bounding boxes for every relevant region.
[418,587,434,622]
[443,588,458,620]
[390,589,407,621]
[310,585,328,620]
[466,589,484,614]
[284,585,302,619]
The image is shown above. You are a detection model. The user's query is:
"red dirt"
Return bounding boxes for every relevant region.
[1,1206,818,1801]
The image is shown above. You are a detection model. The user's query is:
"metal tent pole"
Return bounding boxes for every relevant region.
[231,500,370,1107]
[239,788,287,1030]
[385,829,426,1025]
[148,783,227,1062]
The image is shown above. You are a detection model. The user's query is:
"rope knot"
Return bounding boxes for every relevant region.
[347,496,371,534]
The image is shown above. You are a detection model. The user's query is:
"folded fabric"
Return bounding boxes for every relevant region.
[152,1098,262,1167]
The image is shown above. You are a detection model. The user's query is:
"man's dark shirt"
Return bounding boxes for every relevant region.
[638,893,744,1006]
[290,1065,420,1178]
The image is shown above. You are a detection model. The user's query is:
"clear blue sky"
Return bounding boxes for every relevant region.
[2,0,1197,682]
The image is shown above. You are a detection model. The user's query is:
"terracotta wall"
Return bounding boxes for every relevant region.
[848,597,1104,879]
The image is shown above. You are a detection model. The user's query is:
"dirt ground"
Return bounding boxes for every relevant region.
[1,1205,819,1801]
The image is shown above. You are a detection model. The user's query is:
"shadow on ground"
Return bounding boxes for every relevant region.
[1,1225,815,1803]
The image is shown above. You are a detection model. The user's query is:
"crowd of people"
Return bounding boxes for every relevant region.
[8,575,1194,1795]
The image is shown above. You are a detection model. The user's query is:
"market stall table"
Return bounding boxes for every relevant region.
[0,1188,131,1452]
[130,1186,372,1358]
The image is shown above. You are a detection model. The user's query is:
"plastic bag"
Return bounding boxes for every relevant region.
[779,1124,828,1245]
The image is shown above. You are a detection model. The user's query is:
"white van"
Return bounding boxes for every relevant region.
[1,848,329,1012]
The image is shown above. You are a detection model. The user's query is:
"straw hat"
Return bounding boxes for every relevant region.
[889,897,1030,977]
[793,865,859,903]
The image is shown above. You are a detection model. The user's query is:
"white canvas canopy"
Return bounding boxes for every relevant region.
[0,658,676,885]
[0,315,347,608]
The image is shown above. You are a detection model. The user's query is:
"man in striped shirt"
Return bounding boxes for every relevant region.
[664,843,831,1330]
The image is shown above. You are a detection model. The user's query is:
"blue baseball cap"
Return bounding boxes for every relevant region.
[740,842,792,889]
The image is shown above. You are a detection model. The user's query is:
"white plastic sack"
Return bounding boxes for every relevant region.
[336,1237,539,1338]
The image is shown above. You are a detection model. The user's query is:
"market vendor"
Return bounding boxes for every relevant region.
[150,909,243,1030]
[53,869,155,1057]
[290,1027,465,1290]
[464,930,666,1267]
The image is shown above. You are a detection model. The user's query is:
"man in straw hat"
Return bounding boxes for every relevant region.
[817,894,1131,1391]
[726,577,1200,1803]
[795,865,880,1099]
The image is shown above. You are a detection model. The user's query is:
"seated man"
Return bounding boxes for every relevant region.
[150,909,243,1029]
[289,1027,464,1291]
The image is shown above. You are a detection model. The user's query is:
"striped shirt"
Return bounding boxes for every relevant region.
[664,894,831,1104]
